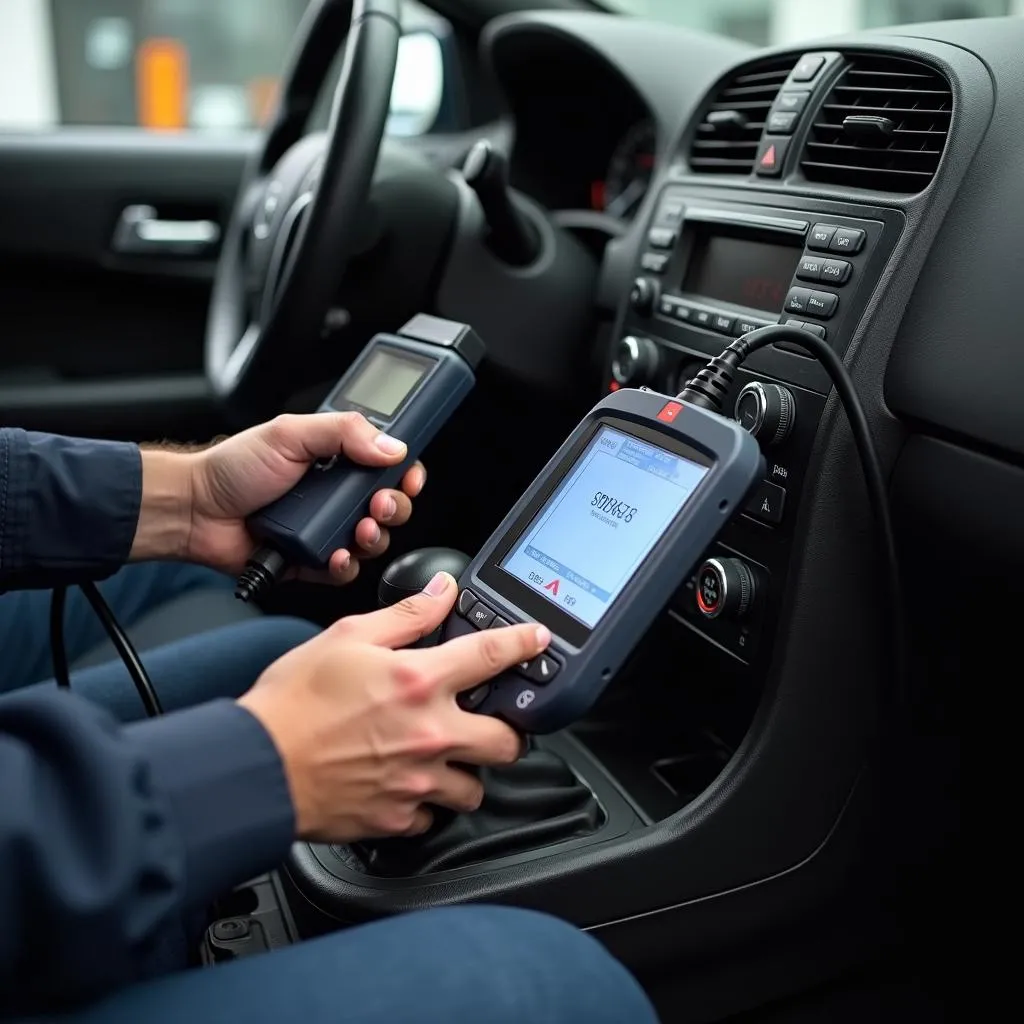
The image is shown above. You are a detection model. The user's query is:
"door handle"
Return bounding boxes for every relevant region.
[112,204,221,256]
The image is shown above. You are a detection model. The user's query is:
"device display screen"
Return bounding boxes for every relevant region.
[500,425,711,630]
[682,232,801,313]
[334,347,433,418]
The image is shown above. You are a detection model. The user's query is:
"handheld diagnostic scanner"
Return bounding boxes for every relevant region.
[443,387,764,733]
[237,314,483,601]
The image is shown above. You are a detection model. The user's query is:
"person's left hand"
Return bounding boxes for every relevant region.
[185,412,426,584]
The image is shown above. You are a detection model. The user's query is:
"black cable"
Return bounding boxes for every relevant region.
[235,545,287,603]
[48,581,163,716]
[678,323,908,702]
[50,585,71,689]
[79,580,162,717]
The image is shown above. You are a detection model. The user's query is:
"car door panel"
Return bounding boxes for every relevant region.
[0,131,255,439]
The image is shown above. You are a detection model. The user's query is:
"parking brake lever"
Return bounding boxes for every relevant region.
[462,141,539,267]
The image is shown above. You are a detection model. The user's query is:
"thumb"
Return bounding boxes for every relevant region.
[330,571,457,649]
[268,412,408,466]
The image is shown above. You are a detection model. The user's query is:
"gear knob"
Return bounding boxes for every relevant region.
[379,548,471,646]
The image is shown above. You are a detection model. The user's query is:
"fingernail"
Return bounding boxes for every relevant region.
[534,625,551,647]
[375,432,406,456]
[382,495,397,521]
[336,550,351,570]
[367,522,381,545]
[423,571,452,597]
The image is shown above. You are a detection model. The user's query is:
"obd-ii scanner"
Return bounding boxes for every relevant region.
[236,314,482,601]
[445,387,764,733]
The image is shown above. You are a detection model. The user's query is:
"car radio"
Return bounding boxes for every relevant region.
[610,188,901,670]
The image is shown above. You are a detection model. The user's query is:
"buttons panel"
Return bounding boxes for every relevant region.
[456,590,561,686]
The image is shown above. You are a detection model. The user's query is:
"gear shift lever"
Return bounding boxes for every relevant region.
[347,548,604,877]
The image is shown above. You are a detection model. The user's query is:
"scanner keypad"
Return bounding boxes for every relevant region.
[456,589,561,685]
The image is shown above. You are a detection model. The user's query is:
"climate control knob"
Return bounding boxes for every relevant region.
[734,381,795,447]
[612,335,660,387]
[695,557,757,620]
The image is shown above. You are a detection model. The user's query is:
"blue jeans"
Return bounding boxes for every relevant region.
[0,562,319,721]
[37,907,656,1024]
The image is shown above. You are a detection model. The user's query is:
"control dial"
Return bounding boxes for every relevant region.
[612,335,660,387]
[696,557,757,620]
[629,277,656,316]
[735,381,795,447]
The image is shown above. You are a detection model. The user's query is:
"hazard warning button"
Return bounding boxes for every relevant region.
[755,136,790,177]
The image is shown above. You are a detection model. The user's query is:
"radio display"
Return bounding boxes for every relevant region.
[682,232,802,314]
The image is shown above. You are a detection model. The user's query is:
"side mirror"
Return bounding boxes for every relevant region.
[388,30,444,137]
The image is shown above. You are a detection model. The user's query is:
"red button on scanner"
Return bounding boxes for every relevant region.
[657,401,683,423]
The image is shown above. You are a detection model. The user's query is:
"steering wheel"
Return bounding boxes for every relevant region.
[206,0,401,422]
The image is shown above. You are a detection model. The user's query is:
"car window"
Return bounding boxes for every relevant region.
[0,0,446,136]
[601,0,1016,46]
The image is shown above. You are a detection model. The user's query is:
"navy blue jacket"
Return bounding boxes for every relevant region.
[0,429,295,1012]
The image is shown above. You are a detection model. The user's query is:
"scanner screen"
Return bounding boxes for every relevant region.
[501,425,710,629]
[336,347,432,418]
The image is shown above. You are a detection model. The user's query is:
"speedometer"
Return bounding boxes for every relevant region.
[601,120,656,219]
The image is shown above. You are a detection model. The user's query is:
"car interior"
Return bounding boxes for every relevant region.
[1,0,988,1018]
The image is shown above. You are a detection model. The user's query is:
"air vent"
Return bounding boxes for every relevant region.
[689,57,797,175]
[802,55,952,193]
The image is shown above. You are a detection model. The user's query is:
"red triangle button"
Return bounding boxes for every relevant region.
[760,144,776,169]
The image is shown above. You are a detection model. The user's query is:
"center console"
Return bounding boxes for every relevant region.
[611,187,901,671]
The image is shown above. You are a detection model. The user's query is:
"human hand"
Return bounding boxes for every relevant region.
[238,571,549,843]
[185,412,425,583]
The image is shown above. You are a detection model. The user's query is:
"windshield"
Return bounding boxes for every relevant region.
[601,0,1014,45]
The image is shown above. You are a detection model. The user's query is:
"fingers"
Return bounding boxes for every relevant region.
[368,488,413,528]
[352,517,391,558]
[401,461,427,498]
[428,766,485,813]
[446,713,523,767]
[331,570,458,648]
[415,619,551,695]
[265,411,407,467]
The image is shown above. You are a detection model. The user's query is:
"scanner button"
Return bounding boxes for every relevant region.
[518,653,561,685]
[458,683,491,711]
[490,616,511,628]
[657,401,683,423]
[467,602,496,630]
[456,589,479,617]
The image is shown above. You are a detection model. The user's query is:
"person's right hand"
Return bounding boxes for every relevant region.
[238,571,549,843]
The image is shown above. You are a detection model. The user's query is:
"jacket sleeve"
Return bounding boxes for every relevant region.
[0,427,142,590]
[0,690,295,1014]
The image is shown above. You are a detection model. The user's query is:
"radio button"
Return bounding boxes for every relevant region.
[767,110,799,134]
[656,199,685,227]
[647,227,677,249]
[712,313,735,334]
[796,255,824,281]
[640,252,668,274]
[808,223,839,251]
[734,317,773,337]
[820,259,852,285]
[692,308,714,329]
[784,287,814,314]
[783,317,827,340]
[458,683,491,711]
[806,291,838,318]
[466,601,496,630]
[773,90,810,115]
[829,227,865,254]
[672,302,695,323]
[456,589,479,617]
[490,616,510,629]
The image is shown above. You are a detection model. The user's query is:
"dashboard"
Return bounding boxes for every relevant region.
[464,5,1001,924]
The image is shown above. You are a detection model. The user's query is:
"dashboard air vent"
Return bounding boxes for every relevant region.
[802,55,952,193]
[689,57,797,175]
